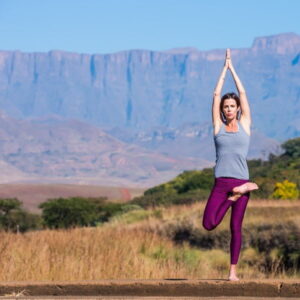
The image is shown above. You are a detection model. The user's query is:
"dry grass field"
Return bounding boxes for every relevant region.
[0,198,298,281]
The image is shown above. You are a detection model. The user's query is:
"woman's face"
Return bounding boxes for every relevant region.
[222,98,240,121]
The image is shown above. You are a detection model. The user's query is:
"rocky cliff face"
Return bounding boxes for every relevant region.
[0,32,298,186]
[251,32,300,54]
[0,32,299,141]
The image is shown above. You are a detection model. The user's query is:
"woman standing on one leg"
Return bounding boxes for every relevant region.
[202,49,259,281]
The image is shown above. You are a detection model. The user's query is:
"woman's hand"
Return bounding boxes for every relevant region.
[224,48,231,69]
[227,49,235,71]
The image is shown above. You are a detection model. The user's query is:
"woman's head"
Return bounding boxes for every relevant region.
[220,92,241,123]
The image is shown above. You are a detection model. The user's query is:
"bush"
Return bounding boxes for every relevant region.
[130,188,210,209]
[161,220,300,273]
[39,197,99,229]
[281,137,300,159]
[144,169,213,197]
[39,197,142,229]
[96,202,128,222]
[271,180,299,200]
[0,198,42,232]
[0,210,43,233]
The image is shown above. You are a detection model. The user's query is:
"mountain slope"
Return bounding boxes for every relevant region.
[0,32,299,141]
[0,112,211,187]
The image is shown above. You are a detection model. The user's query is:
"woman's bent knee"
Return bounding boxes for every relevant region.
[202,219,215,231]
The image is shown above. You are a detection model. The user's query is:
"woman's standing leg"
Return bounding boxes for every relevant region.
[202,177,233,230]
[202,177,251,281]
[230,191,250,265]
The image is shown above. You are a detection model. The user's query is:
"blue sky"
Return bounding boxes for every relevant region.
[0,0,299,54]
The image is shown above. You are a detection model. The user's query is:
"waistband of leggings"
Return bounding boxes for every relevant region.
[215,176,250,183]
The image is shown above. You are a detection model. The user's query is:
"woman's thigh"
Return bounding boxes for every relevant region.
[203,180,231,214]
[203,177,249,214]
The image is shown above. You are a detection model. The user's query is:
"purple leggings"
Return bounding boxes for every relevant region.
[202,176,250,264]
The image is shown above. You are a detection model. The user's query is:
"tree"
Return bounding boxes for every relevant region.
[281,137,300,159]
[0,198,22,215]
[0,198,41,232]
[39,197,99,229]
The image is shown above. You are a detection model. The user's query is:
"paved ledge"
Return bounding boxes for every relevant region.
[0,279,299,298]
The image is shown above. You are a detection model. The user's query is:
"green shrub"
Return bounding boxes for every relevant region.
[281,137,300,159]
[0,210,43,233]
[0,198,42,232]
[161,220,300,273]
[144,169,213,196]
[130,188,210,209]
[39,197,99,229]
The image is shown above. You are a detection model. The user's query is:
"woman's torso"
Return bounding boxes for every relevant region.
[213,120,251,180]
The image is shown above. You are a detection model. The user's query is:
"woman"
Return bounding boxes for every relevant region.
[202,49,259,281]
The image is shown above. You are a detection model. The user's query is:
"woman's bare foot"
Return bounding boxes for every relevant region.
[232,182,259,194]
[228,274,240,281]
[228,182,258,201]
[228,264,239,281]
[228,192,242,201]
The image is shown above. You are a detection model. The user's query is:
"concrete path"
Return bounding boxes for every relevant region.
[0,279,299,298]
[0,297,298,300]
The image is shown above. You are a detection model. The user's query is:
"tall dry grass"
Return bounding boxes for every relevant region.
[0,199,298,281]
[0,226,214,281]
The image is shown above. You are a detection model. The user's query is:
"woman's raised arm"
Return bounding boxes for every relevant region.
[212,50,229,128]
[228,53,251,124]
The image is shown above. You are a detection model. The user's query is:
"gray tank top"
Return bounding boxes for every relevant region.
[213,120,250,179]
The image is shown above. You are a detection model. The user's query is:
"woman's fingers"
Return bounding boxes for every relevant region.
[226,48,231,61]
[227,48,231,59]
[225,48,231,61]
[226,49,233,69]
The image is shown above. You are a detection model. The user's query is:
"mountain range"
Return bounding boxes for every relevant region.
[0,32,298,187]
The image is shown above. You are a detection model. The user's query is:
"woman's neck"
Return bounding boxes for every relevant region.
[225,119,238,128]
